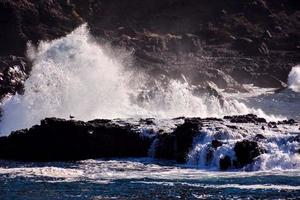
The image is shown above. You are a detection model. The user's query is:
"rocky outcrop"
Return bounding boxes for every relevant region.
[0,118,152,161]
[224,114,267,123]
[154,118,201,163]
[0,115,298,171]
[0,117,203,163]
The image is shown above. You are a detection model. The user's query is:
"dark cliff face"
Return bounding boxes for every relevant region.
[0,0,83,56]
[0,0,300,100]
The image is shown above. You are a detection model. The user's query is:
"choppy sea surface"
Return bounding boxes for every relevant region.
[0,159,299,200]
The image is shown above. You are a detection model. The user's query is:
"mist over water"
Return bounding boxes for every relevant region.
[0,25,283,134]
[288,65,300,93]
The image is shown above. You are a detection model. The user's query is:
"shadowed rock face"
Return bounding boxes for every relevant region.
[154,118,202,163]
[0,0,299,101]
[0,56,30,99]
[0,0,83,56]
[0,118,152,161]
[234,140,265,168]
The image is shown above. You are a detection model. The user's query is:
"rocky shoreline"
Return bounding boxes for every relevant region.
[0,114,299,171]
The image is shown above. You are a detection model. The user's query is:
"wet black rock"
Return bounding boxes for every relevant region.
[278,119,296,125]
[155,118,202,163]
[139,118,155,125]
[268,122,278,128]
[219,155,232,170]
[234,140,265,168]
[291,135,300,143]
[0,118,152,161]
[224,114,267,123]
[211,139,223,149]
[254,134,266,141]
[0,115,297,170]
[0,56,30,99]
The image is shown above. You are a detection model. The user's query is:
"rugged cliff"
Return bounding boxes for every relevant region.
[0,0,299,99]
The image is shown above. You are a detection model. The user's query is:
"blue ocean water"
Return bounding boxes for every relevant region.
[244,89,300,121]
[0,159,299,200]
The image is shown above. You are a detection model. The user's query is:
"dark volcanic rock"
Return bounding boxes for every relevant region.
[0,56,30,99]
[0,118,152,161]
[0,117,204,162]
[211,139,223,149]
[234,140,265,168]
[155,118,202,163]
[0,0,83,56]
[254,134,266,141]
[278,119,296,125]
[220,155,232,170]
[224,114,267,123]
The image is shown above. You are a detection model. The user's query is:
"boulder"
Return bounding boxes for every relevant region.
[234,140,265,168]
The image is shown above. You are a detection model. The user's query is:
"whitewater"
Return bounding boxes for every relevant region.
[0,24,299,199]
[288,65,300,93]
[0,158,300,199]
[0,24,292,134]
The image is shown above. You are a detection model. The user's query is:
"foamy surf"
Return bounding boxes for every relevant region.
[1,158,299,199]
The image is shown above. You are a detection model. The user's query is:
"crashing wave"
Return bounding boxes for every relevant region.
[288,65,300,92]
[0,24,281,134]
